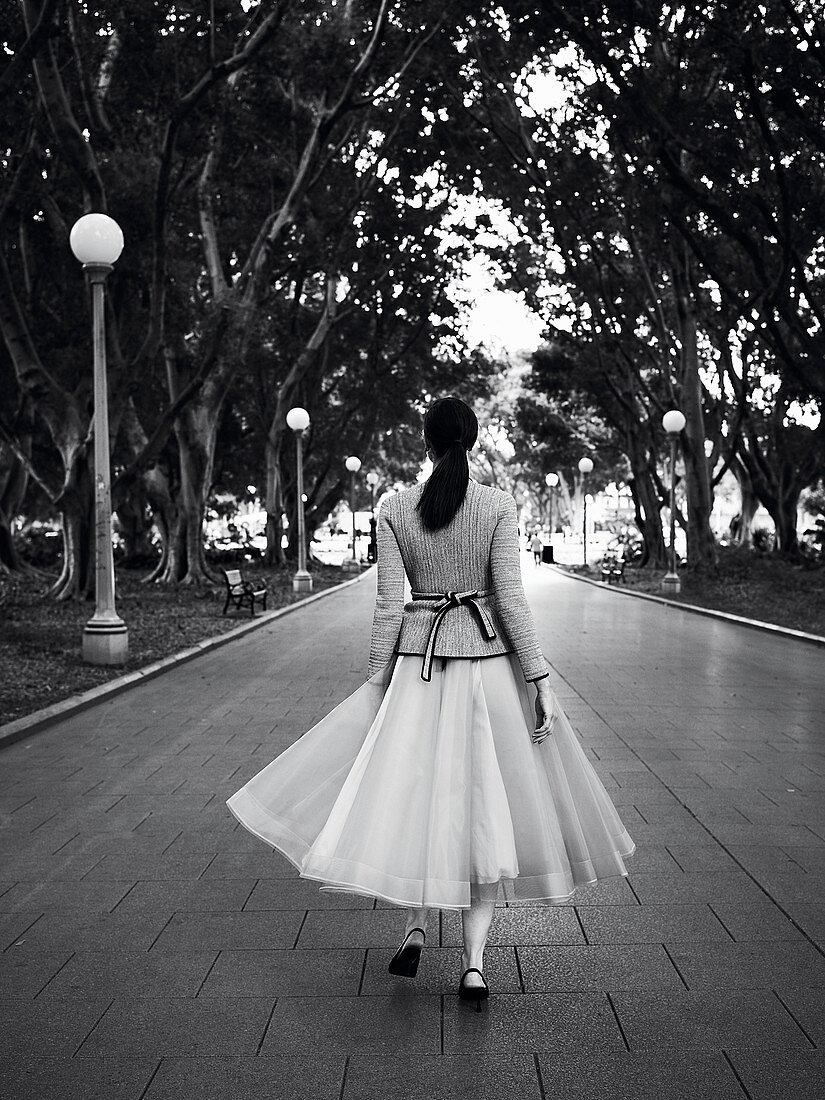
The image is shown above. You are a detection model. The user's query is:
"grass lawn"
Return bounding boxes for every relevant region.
[0,559,352,727]
[563,545,825,638]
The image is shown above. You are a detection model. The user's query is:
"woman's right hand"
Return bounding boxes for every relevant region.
[532,680,557,744]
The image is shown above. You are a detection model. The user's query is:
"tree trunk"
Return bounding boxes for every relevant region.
[158,404,218,584]
[672,245,717,571]
[554,472,573,530]
[50,457,94,600]
[626,430,668,568]
[283,479,315,563]
[729,456,758,548]
[143,502,170,583]
[0,504,24,573]
[116,398,173,583]
[264,437,286,566]
[773,493,800,556]
[732,404,823,561]
[631,469,668,568]
[569,476,583,535]
[0,447,29,572]
[115,490,157,563]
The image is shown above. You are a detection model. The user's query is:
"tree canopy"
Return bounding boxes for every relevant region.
[2,0,823,588]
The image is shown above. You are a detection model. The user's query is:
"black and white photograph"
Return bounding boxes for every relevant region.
[1,2,824,1098]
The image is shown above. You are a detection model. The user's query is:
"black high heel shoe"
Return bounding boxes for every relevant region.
[388,927,426,977]
[458,967,490,1012]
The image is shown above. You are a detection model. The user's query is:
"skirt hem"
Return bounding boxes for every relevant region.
[227,786,637,911]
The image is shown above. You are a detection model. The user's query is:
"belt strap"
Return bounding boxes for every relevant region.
[409,589,497,682]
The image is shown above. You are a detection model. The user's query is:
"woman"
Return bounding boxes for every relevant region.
[227,396,635,1010]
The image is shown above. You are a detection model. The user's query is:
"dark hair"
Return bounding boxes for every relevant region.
[416,396,479,531]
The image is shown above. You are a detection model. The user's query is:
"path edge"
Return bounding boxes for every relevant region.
[0,566,376,751]
[550,563,825,647]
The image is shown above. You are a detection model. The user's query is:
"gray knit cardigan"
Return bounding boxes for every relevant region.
[367,478,550,683]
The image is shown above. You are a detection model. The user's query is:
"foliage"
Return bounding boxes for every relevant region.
[3,0,824,585]
[447,0,825,565]
[1,0,537,588]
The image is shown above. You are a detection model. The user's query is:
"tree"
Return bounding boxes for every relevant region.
[2,0,544,592]
[1,0,290,594]
[436,0,825,568]
[535,0,825,400]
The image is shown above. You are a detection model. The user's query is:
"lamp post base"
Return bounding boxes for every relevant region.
[661,572,681,595]
[82,617,128,665]
[341,557,362,573]
[292,570,313,594]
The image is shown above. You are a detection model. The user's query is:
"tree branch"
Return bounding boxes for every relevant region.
[0,0,60,100]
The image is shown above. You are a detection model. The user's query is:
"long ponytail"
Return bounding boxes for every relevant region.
[416,397,479,531]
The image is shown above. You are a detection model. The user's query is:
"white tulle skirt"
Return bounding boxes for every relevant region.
[226,652,636,910]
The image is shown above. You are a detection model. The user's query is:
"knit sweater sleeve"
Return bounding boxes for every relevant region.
[367,498,405,677]
[489,493,549,683]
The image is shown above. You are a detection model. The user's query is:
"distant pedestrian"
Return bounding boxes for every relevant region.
[227,396,635,1012]
[530,531,543,565]
[368,514,377,562]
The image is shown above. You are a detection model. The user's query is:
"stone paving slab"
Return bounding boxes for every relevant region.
[0,949,76,997]
[772,986,825,1045]
[666,940,825,989]
[0,1055,160,1100]
[610,989,814,1051]
[78,995,276,1057]
[627,870,771,904]
[108,878,257,914]
[5,905,181,954]
[344,1053,542,1100]
[144,1056,344,1100]
[259,996,441,1056]
[710,899,813,942]
[516,943,684,992]
[151,910,304,951]
[2,562,824,1097]
[576,903,732,943]
[2,992,115,1060]
[0,878,136,911]
[728,1051,825,1100]
[442,992,625,1054]
[536,1051,746,1100]
[200,947,365,997]
[44,948,218,999]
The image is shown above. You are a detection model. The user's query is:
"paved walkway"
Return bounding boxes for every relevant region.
[1,559,824,1099]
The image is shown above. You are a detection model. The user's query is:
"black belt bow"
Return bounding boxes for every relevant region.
[410,589,497,682]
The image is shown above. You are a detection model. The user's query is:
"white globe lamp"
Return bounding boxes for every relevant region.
[69,213,124,266]
[286,407,310,433]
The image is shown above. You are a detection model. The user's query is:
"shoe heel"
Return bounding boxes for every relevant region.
[458,966,489,1012]
[388,927,426,978]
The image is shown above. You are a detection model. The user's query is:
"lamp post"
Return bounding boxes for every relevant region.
[545,472,559,546]
[366,471,379,562]
[342,455,362,572]
[661,409,686,594]
[577,456,593,565]
[286,407,312,594]
[70,213,128,666]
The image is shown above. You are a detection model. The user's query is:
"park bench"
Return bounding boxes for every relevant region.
[221,568,268,616]
[600,554,625,585]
